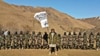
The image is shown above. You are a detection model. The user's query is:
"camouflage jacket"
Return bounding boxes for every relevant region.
[96,35,100,41]
[48,32,58,44]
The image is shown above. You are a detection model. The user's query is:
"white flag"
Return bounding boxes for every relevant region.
[40,19,49,28]
[34,11,49,28]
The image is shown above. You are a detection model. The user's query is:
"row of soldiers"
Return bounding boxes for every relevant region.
[61,32,100,50]
[0,31,100,50]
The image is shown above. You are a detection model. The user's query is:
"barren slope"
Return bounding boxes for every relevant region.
[81,17,100,33]
[0,0,95,33]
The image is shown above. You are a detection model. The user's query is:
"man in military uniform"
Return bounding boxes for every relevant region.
[61,32,68,49]
[68,32,73,49]
[48,29,58,55]
[17,31,23,49]
[4,31,12,49]
[78,32,84,49]
[43,32,48,49]
[24,31,30,49]
[31,31,37,49]
[13,31,19,49]
[0,31,4,49]
[36,32,43,49]
[88,32,95,49]
[83,32,88,49]
[11,32,17,49]
[72,32,78,49]
[96,32,100,50]
[56,34,61,50]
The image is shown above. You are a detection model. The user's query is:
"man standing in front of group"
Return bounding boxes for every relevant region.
[48,29,58,55]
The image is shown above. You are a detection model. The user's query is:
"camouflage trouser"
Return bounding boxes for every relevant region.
[14,42,18,49]
[18,42,23,49]
[28,40,33,49]
[96,41,100,48]
[73,42,78,49]
[0,43,4,49]
[0,43,5,49]
[7,43,11,49]
[23,43,29,49]
[32,39,37,49]
[78,42,83,49]
[83,42,88,49]
[36,39,42,49]
[68,41,73,49]
[89,42,94,49]
[42,40,48,49]
[61,43,68,49]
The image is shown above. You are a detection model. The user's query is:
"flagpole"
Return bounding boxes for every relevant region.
[45,8,49,33]
[46,27,49,33]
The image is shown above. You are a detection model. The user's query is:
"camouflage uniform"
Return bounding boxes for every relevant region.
[88,32,94,49]
[4,31,12,49]
[68,32,73,49]
[56,34,61,50]
[72,32,78,49]
[0,34,4,49]
[24,31,30,49]
[48,31,58,55]
[96,32,100,49]
[18,32,24,49]
[78,32,83,49]
[48,32,58,45]
[36,32,43,49]
[31,31,37,49]
[13,33,18,49]
[61,32,68,49]
[83,32,88,49]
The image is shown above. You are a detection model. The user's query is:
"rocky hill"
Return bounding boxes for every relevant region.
[81,16,100,33]
[0,0,95,33]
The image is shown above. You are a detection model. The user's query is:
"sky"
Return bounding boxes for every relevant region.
[4,0,100,18]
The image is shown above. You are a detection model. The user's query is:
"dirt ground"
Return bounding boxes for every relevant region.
[0,49,100,56]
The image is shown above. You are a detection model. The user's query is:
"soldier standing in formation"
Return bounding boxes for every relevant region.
[61,32,68,49]
[89,32,95,49]
[36,32,43,49]
[83,32,88,49]
[57,34,61,50]
[96,32,100,50]
[68,32,73,49]
[43,32,48,49]
[72,32,78,49]
[31,31,37,49]
[78,32,83,49]
[0,31,4,49]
